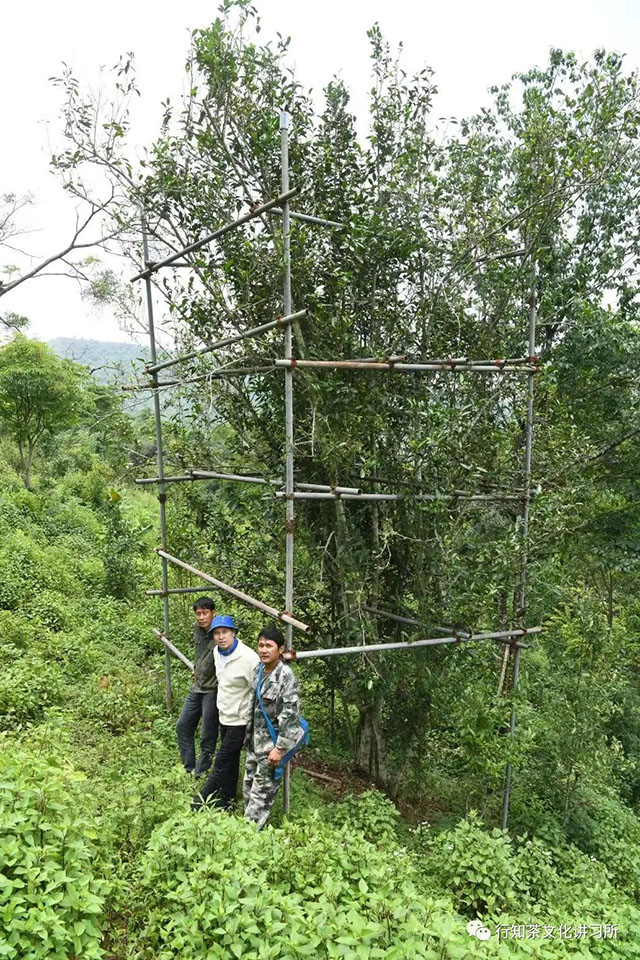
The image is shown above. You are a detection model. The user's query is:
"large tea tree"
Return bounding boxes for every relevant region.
[51,4,640,810]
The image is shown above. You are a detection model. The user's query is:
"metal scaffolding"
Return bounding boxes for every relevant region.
[130,109,541,826]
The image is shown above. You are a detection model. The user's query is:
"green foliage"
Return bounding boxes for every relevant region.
[129,810,471,960]
[2,11,639,958]
[0,749,107,960]
[567,789,640,899]
[99,493,140,599]
[0,658,65,730]
[330,789,401,845]
[418,813,519,915]
[78,667,164,736]
[0,610,30,648]
[0,336,90,488]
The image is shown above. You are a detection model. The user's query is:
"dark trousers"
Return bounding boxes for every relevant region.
[193,723,246,810]
[176,690,219,776]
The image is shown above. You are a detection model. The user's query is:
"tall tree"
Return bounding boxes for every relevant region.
[0,336,87,489]
[51,5,640,820]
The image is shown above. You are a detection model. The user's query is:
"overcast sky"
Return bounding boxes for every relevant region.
[3,0,639,344]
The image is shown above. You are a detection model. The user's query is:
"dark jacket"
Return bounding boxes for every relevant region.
[192,625,217,694]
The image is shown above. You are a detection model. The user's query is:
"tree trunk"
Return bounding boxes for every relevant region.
[353,694,390,788]
[24,441,36,491]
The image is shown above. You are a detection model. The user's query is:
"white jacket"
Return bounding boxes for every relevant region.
[214,640,260,726]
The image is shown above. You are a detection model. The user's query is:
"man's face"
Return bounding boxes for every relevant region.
[214,626,237,650]
[258,636,281,668]
[195,607,215,631]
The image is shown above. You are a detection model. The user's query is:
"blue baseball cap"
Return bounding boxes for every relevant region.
[211,614,238,631]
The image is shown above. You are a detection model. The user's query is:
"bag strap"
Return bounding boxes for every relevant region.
[273,717,310,781]
[256,663,278,746]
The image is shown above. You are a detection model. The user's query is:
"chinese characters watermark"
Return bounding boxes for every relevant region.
[466,920,619,941]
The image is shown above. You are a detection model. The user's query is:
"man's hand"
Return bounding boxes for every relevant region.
[267,747,285,767]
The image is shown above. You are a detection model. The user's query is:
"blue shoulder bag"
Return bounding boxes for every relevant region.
[256,663,309,781]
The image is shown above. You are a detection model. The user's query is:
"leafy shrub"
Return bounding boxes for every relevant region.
[38,499,102,544]
[0,532,43,609]
[550,842,615,916]
[330,789,401,845]
[129,811,483,960]
[416,812,518,914]
[512,836,562,909]
[27,588,76,632]
[79,669,163,735]
[0,532,89,610]
[59,465,109,507]
[0,750,107,959]
[567,789,640,898]
[0,495,26,535]
[0,610,31,648]
[0,658,65,729]
[44,630,100,680]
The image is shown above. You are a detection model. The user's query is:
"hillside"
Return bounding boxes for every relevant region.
[1,448,638,958]
[48,337,149,384]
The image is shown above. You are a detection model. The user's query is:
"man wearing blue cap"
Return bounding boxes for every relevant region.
[193,614,259,810]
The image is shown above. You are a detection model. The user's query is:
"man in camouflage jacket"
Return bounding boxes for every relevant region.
[243,624,302,827]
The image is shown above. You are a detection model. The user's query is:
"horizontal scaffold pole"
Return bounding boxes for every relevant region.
[275,491,522,502]
[266,208,346,229]
[147,586,208,596]
[131,187,300,281]
[296,482,362,495]
[152,628,194,670]
[418,356,536,366]
[136,475,194,485]
[292,626,541,660]
[192,473,361,495]
[136,472,364,493]
[358,605,472,638]
[156,549,311,634]
[433,624,472,638]
[275,358,540,373]
[146,309,307,376]
[121,365,277,392]
[360,604,427,628]
[191,470,278,486]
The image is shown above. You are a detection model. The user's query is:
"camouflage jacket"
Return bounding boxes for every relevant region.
[192,624,217,693]
[245,661,301,755]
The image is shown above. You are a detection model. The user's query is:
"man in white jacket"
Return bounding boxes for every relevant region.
[193,614,259,810]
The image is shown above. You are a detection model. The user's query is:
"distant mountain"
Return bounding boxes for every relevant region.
[47,338,149,385]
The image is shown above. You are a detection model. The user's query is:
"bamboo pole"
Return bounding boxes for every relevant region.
[131,188,300,281]
[275,491,522,502]
[156,549,311,634]
[292,627,540,660]
[359,604,427,628]
[136,475,194,485]
[191,470,278,486]
[281,109,295,815]
[275,359,539,373]
[153,628,194,671]
[122,366,277,391]
[146,310,307,375]
[146,586,208,597]
[142,220,172,711]
[501,260,538,831]
[267,208,345,229]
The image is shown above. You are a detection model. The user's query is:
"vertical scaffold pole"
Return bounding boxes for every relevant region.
[142,220,172,711]
[281,109,294,815]
[501,259,537,830]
